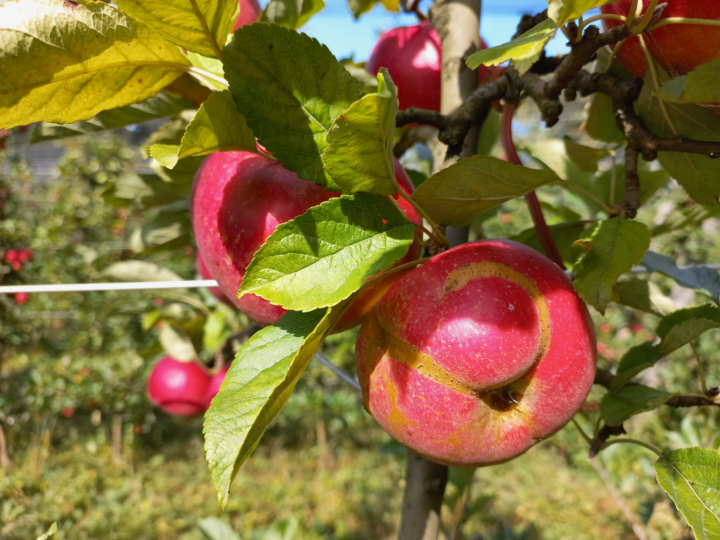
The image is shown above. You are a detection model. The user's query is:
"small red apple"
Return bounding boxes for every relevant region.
[233,0,261,31]
[365,22,490,112]
[147,357,211,417]
[355,240,597,466]
[62,407,75,418]
[17,248,32,263]
[191,151,421,330]
[10,261,21,271]
[4,250,17,263]
[14,292,28,305]
[205,365,230,408]
[601,0,720,78]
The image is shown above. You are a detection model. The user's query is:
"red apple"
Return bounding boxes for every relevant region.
[4,249,17,263]
[197,254,234,307]
[233,0,262,31]
[10,261,21,271]
[14,292,28,305]
[365,22,490,112]
[62,407,75,418]
[147,357,211,417]
[205,365,230,408]
[191,151,422,330]
[17,248,32,263]
[355,239,597,466]
[601,0,720,78]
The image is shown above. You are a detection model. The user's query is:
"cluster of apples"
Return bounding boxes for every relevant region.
[162,0,720,465]
[3,248,32,304]
[148,357,230,417]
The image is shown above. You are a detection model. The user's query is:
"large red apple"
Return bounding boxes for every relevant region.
[601,0,720,78]
[365,22,490,112]
[191,151,421,329]
[233,0,262,31]
[197,254,234,307]
[355,240,597,466]
[147,357,211,417]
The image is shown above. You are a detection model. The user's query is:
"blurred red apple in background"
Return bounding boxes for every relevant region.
[365,22,490,112]
[147,357,211,417]
[234,0,261,31]
[205,365,230,408]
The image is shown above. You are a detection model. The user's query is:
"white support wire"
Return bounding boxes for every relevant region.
[1,264,720,294]
[0,280,218,293]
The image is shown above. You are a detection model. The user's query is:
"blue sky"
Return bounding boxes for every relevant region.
[260,0,584,62]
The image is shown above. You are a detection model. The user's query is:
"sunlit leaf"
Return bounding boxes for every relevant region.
[466,19,556,74]
[563,137,611,173]
[616,277,674,317]
[204,300,351,508]
[323,69,399,195]
[239,193,415,311]
[113,0,238,59]
[0,0,190,129]
[548,0,620,27]
[150,90,259,168]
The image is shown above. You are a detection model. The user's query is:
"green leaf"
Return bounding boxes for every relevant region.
[150,90,260,168]
[412,155,560,227]
[466,19,556,75]
[548,0,619,27]
[198,518,241,540]
[239,193,415,311]
[260,0,326,29]
[594,163,670,206]
[0,0,190,129]
[616,277,674,317]
[347,0,399,19]
[571,218,651,313]
[600,384,671,426]
[655,60,720,104]
[204,301,350,508]
[611,343,663,391]
[643,251,720,302]
[30,93,192,144]
[636,59,720,206]
[323,69,398,195]
[651,204,720,237]
[655,447,720,539]
[180,49,228,91]
[509,221,587,266]
[563,137,611,173]
[585,93,625,144]
[113,0,238,59]
[656,304,720,356]
[224,23,363,189]
[36,523,57,540]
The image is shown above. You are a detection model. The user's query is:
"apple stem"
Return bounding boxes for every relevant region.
[625,0,640,28]
[630,0,660,36]
[578,13,626,37]
[398,190,449,247]
[690,341,709,395]
[636,34,678,136]
[501,103,565,269]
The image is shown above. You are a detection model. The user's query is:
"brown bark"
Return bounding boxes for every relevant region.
[0,423,10,470]
[399,451,449,540]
